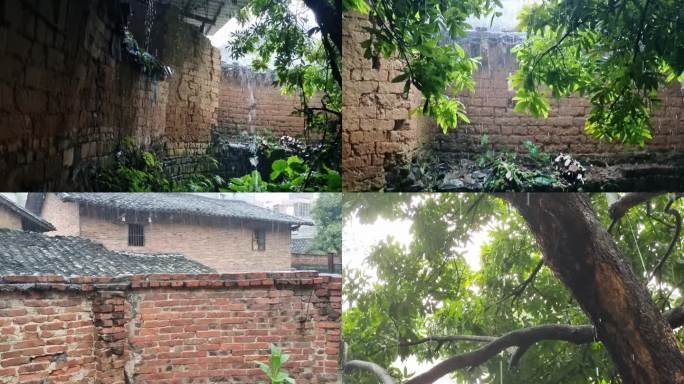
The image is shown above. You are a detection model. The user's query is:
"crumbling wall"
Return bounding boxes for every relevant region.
[218,65,307,138]
[430,31,684,157]
[0,0,221,190]
[342,15,684,190]
[0,272,341,384]
[342,12,431,191]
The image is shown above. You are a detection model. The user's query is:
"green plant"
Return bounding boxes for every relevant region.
[483,153,561,191]
[477,133,497,167]
[122,30,171,80]
[257,345,296,384]
[522,140,551,164]
[227,156,341,192]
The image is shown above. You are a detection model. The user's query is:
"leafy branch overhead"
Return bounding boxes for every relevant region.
[511,0,684,145]
[343,193,684,383]
[346,0,500,133]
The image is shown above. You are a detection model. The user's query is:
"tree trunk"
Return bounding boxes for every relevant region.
[302,0,342,86]
[505,193,684,383]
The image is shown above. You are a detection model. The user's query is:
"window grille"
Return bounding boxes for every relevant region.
[128,224,144,247]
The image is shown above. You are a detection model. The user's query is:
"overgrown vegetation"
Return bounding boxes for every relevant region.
[122,30,172,80]
[346,0,684,145]
[94,138,340,192]
[229,0,342,191]
[343,193,684,383]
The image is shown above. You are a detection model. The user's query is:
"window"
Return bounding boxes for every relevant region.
[294,202,310,218]
[253,229,266,251]
[128,224,144,246]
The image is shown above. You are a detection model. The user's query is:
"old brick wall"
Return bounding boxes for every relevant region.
[429,31,684,156]
[0,1,221,190]
[218,65,307,138]
[0,273,341,384]
[342,12,431,191]
[342,19,684,190]
[77,212,293,273]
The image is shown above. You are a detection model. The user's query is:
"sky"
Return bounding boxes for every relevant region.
[207,0,317,65]
[343,213,491,384]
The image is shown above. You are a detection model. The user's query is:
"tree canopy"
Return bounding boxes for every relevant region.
[345,0,684,145]
[342,193,684,383]
[310,193,343,255]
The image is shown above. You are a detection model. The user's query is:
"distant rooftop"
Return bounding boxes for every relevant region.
[28,193,311,226]
[0,229,215,276]
[291,238,326,255]
[0,195,55,233]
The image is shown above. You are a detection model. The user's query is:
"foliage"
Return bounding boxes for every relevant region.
[483,152,562,191]
[345,0,500,132]
[230,0,341,177]
[476,138,579,191]
[310,194,343,255]
[122,30,172,80]
[343,194,684,383]
[511,0,684,145]
[95,141,224,192]
[227,156,341,192]
[257,345,296,384]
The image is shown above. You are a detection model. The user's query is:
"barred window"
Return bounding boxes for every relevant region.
[128,224,144,247]
[253,229,266,251]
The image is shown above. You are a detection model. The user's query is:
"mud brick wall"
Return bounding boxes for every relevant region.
[342,20,684,190]
[0,272,342,384]
[0,0,221,190]
[342,12,431,191]
[429,31,684,157]
[218,65,307,139]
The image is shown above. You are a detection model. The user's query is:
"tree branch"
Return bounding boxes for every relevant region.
[345,301,684,384]
[608,193,663,221]
[649,196,682,280]
[399,335,496,348]
[344,360,396,384]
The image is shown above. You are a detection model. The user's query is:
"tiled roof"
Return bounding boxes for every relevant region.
[0,195,55,232]
[291,238,326,255]
[56,193,310,225]
[0,229,215,276]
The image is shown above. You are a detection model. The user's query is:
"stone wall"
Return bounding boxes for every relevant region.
[342,12,431,191]
[429,31,684,157]
[0,0,221,190]
[341,14,684,190]
[218,65,306,139]
[0,272,342,384]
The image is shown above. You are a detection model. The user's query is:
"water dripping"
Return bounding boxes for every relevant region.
[144,0,157,51]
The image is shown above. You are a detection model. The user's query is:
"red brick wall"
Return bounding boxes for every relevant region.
[218,66,307,138]
[0,272,341,384]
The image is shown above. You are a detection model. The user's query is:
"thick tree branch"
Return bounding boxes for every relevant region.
[608,193,663,222]
[344,360,396,384]
[346,304,684,384]
[399,335,496,348]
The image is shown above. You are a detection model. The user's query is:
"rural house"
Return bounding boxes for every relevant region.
[0,194,54,233]
[26,193,310,272]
